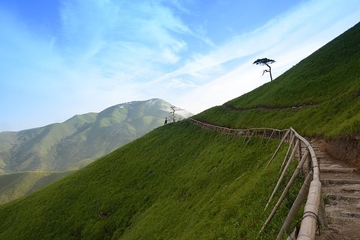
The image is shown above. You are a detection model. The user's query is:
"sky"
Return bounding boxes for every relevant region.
[1,0,360,132]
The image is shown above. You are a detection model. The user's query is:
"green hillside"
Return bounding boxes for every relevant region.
[0,171,71,204]
[0,20,359,240]
[0,122,295,239]
[196,22,360,138]
[0,98,191,173]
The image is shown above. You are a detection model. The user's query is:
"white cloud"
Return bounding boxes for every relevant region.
[58,0,193,78]
[1,0,360,131]
[162,0,360,114]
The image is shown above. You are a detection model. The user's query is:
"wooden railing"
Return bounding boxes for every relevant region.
[188,119,326,240]
[189,118,287,139]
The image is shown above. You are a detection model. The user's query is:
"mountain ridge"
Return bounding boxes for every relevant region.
[0,98,192,173]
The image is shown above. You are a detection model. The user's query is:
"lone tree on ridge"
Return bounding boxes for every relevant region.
[169,106,183,123]
[253,58,276,81]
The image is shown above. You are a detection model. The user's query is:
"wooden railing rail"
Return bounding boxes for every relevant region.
[187,119,326,240]
[288,127,326,240]
[189,118,288,139]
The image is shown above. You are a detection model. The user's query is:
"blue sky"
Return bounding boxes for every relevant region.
[1,0,360,132]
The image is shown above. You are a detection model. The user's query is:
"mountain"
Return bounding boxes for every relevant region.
[0,98,192,173]
[0,22,359,239]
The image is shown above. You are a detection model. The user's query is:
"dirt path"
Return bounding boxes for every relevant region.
[311,139,360,240]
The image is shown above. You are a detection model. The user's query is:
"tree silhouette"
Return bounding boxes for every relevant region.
[169,106,183,123]
[253,58,276,81]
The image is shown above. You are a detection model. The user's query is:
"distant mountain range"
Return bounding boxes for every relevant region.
[0,98,192,174]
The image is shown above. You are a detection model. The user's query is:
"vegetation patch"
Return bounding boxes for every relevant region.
[0,171,71,204]
[0,121,302,239]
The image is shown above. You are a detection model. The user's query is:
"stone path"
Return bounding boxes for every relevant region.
[311,139,360,240]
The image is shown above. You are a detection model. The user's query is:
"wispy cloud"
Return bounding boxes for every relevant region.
[168,0,360,112]
[0,0,359,131]
[58,0,194,81]
[0,0,200,129]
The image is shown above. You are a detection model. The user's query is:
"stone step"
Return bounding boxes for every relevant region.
[327,194,360,201]
[321,172,360,180]
[319,165,342,169]
[319,160,340,164]
[342,184,360,192]
[319,162,338,166]
[320,162,341,168]
[340,211,360,219]
[320,167,359,173]
[322,179,360,185]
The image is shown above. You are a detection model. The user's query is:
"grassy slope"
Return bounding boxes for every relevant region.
[196,22,360,138]
[0,99,187,173]
[0,99,193,207]
[0,171,71,204]
[0,121,297,239]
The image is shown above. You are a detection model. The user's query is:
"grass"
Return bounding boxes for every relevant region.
[0,121,301,239]
[194,22,360,139]
[0,171,71,204]
[196,91,360,138]
[227,21,360,109]
[0,99,185,205]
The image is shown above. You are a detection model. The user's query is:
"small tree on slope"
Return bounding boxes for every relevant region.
[253,58,276,81]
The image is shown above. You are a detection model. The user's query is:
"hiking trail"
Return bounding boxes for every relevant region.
[189,118,360,239]
[310,139,360,240]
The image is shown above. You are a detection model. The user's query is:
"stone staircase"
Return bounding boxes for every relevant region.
[310,139,360,240]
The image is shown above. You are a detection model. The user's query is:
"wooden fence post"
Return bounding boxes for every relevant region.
[188,120,322,240]
[280,134,295,173]
[276,171,312,239]
[265,129,290,168]
[264,140,299,210]
[260,149,309,237]
[297,180,322,240]
[318,195,328,230]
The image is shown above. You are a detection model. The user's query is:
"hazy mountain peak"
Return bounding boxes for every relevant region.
[0,99,192,173]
